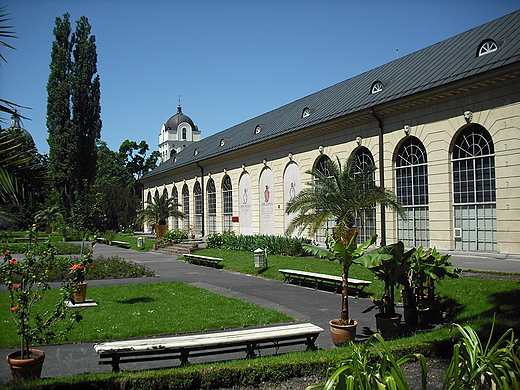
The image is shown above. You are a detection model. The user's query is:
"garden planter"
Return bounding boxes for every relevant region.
[73,282,88,303]
[6,349,45,381]
[155,224,167,238]
[404,307,429,328]
[421,298,441,322]
[375,313,401,340]
[329,319,357,346]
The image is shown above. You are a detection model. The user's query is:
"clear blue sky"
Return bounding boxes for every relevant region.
[2,0,519,155]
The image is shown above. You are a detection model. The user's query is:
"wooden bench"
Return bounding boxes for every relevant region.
[94,322,324,372]
[279,269,371,295]
[184,253,223,268]
[112,240,131,249]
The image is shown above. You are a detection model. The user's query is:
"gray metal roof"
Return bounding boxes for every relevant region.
[143,10,520,180]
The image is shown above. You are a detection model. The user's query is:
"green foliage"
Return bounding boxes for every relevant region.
[306,333,427,390]
[286,155,403,235]
[207,231,310,256]
[443,319,520,390]
[163,229,188,243]
[0,281,293,348]
[0,226,85,359]
[303,232,392,322]
[138,191,185,225]
[47,13,101,217]
[1,255,155,283]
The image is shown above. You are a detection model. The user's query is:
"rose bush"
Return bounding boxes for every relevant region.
[1,225,85,360]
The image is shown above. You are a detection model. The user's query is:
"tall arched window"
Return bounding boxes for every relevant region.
[172,187,179,230]
[222,175,233,232]
[207,179,217,235]
[194,182,202,237]
[315,155,332,244]
[146,192,152,205]
[452,125,496,251]
[182,184,190,231]
[355,147,376,243]
[396,137,430,248]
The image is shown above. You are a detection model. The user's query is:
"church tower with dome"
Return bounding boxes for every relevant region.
[159,104,200,164]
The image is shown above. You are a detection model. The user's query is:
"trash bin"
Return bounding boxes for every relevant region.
[254,248,267,268]
[137,237,144,248]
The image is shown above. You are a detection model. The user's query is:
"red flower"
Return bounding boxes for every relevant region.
[3,249,8,256]
[70,264,81,270]
[89,265,95,270]
[12,285,20,291]
[10,259,18,264]
[11,306,19,312]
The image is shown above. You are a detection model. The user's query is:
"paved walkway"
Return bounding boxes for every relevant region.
[1,243,518,382]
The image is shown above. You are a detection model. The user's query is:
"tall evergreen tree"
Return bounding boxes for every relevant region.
[46,13,101,217]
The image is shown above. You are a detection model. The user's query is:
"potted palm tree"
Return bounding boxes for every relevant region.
[34,206,63,233]
[138,192,186,238]
[286,155,403,244]
[303,232,391,345]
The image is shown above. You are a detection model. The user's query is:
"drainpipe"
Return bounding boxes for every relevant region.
[196,162,205,237]
[370,108,386,246]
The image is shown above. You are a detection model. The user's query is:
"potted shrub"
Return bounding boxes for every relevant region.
[103,229,117,245]
[69,250,95,303]
[303,232,391,345]
[1,225,85,380]
[138,192,185,238]
[286,155,403,244]
[361,241,414,339]
[34,206,63,234]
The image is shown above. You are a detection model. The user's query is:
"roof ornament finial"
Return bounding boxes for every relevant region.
[177,94,182,114]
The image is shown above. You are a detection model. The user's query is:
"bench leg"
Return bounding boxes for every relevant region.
[246,343,257,359]
[180,349,190,366]
[111,356,121,372]
[305,334,319,351]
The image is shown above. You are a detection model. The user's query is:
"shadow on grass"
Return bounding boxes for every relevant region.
[117,297,155,304]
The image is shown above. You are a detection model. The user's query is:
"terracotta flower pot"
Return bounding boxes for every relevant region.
[6,349,45,381]
[329,319,358,346]
[73,282,88,303]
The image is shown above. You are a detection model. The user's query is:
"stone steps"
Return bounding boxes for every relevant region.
[151,242,202,256]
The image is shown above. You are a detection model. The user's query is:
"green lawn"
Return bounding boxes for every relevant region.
[0,281,293,349]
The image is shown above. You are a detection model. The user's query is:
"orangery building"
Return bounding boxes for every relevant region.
[141,10,520,255]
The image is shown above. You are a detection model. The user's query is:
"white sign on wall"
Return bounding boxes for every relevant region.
[259,168,275,235]
[284,162,302,235]
[239,172,253,235]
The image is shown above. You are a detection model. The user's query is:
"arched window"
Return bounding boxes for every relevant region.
[207,179,217,235]
[172,187,179,230]
[182,127,187,140]
[194,182,202,237]
[146,192,152,204]
[452,124,496,251]
[371,81,384,94]
[182,184,190,231]
[355,147,376,243]
[478,39,498,57]
[315,155,333,244]
[396,137,430,248]
[222,175,233,232]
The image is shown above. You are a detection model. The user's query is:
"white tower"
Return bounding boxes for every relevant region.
[159,104,201,164]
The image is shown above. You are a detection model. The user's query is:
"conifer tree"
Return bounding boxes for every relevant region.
[47,13,101,217]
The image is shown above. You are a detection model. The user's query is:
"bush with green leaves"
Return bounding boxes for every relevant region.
[208,232,310,257]
[163,229,189,243]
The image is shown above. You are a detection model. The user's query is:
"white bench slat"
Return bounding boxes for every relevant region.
[278,269,371,286]
[95,323,323,353]
[184,254,223,261]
